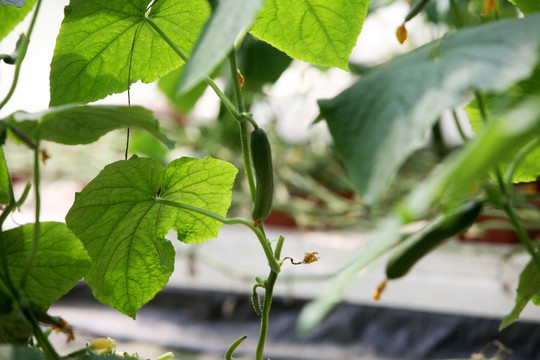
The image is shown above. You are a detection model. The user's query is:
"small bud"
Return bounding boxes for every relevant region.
[396,23,408,44]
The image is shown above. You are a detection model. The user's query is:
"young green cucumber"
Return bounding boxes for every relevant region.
[386,200,483,280]
[250,128,274,223]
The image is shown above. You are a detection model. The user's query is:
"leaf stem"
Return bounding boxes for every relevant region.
[20,141,41,290]
[498,181,540,272]
[228,49,257,201]
[143,16,241,121]
[225,335,247,360]
[154,198,281,273]
[0,171,18,295]
[0,0,43,110]
[451,109,468,142]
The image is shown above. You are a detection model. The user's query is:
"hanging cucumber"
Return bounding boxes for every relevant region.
[250,128,274,225]
[386,200,483,280]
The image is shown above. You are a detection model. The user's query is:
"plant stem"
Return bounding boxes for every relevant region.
[154,198,281,273]
[228,49,257,201]
[255,235,284,360]
[20,142,41,290]
[474,89,540,272]
[0,0,43,110]
[497,176,540,272]
[143,16,241,121]
[25,308,60,360]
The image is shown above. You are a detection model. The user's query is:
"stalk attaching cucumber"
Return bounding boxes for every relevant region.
[250,128,274,224]
[386,200,483,279]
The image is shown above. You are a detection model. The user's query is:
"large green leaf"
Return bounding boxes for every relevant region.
[500,257,540,330]
[0,222,92,309]
[178,0,265,93]
[250,0,368,70]
[65,156,237,317]
[50,0,210,106]
[320,15,540,205]
[6,105,174,148]
[301,98,540,332]
[508,0,540,14]
[0,0,34,41]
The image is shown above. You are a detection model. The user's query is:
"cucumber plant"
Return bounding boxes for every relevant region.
[0,0,540,359]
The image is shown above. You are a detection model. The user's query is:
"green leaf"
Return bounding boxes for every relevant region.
[50,0,210,106]
[0,222,92,309]
[319,16,540,205]
[6,105,174,149]
[500,256,540,330]
[65,156,237,317]
[0,0,34,41]
[0,345,44,359]
[178,0,265,93]
[0,147,9,205]
[297,217,402,334]
[508,0,540,14]
[250,0,368,70]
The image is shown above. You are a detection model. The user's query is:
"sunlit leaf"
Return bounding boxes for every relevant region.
[6,105,174,148]
[0,0,34,41]
[251,0,368,70]
[0,222,92,309]
[50,0,210,105]
[66,156,237,317]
